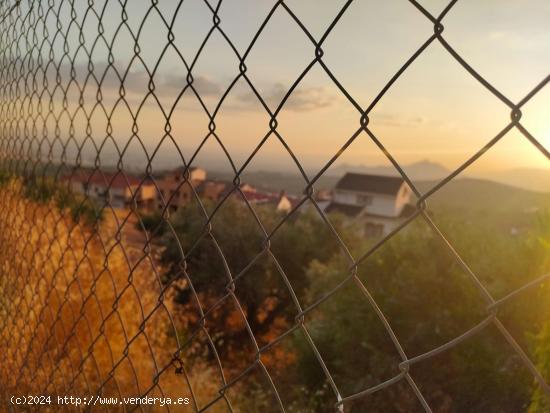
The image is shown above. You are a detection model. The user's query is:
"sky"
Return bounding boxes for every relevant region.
[7,0,550,178]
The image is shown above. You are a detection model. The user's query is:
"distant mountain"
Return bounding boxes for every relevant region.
[329,161,549,193]
[415,178,550,213]
[328,160,450,181]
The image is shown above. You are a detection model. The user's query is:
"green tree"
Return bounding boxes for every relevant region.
[160,198,353,370]
[294,211,549,413]
[528,211,550,413]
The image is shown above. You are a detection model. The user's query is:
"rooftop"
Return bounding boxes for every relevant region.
[65,171,143,189]
[335,173,405,196]
[324,202,364,217]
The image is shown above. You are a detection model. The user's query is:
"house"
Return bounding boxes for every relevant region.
[152,166,296,214]
[325,173,416,237]
[196,179,294,211]
[65,170,156,209]
[154,166,267,212]
[240,189,295,213]
[155,167,206,211]
[196,179,257,203]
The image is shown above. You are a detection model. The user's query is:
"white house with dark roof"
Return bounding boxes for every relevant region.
[325,173,416,237]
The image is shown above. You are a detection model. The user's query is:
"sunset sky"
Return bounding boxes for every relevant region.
[17,0,549,177]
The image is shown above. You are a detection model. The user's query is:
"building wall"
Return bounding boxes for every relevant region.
[395,185,411,215]
[169,167,207,182]
[189,168,206,181]
[111,187,128,208]
[334,188,400,218]
[201,181,227,202]
[155,178,202,211]
[67,177,159,210]
[332,189,357,205]
[357,214,406,237]
[141,183,156,202]
[69,181,85,195]
[89,182,108,202]
[333,184,412,218]
[153,167,207,211]
[276,196,292,213]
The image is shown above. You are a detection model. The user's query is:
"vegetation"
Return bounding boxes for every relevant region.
[0,185,231,412]
[296,212,550,412]
[527,212,550,413]
[151,196,550,412]
[22,176,102,226]
[158,199,354,374]
[0,172,102,226]
[2,175,549,412]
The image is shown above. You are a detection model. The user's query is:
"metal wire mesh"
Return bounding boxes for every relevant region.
[0,0,549,412]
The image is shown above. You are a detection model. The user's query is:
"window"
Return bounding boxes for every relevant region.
[357,194,373,206]
[365,222,384,238]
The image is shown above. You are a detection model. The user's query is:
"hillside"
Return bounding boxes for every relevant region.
[327,161,549,193]
[327,160,450,181]
[416,178,550,213]
[210,170,550,216]
[478,168,550,193]
[210,169,340,195]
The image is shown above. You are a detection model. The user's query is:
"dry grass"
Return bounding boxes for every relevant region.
[0,181,236,411]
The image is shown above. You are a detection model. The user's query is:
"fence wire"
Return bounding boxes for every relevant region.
[0,0,549,412]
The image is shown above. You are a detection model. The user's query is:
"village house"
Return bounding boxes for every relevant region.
[154,167,297,213]
[155,166,207,212]
[325,172,416,237]
[196,179,294,212]
[196,179,257,203]
[239,189,295,213]
[65,170,156,209]
[66,166,296,214]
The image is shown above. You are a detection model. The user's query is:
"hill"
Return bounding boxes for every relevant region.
[328,161,549,193]
[328,160,450,181]
[209,169,340,195]
[210,170,550,216]
[477,168,550,193]
[416,178,550,214]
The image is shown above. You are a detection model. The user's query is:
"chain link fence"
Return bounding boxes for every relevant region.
[0,0,549,412]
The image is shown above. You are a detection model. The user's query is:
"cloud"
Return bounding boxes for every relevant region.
[51,61,220,97]
[237,82,334,112]
[486,29,546,51]
[162,74,222,96]
[488,31,507,41]
[49,61,150,95]
[371,112,426,127]
[45,61,334,112]
[103,69,222,98]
